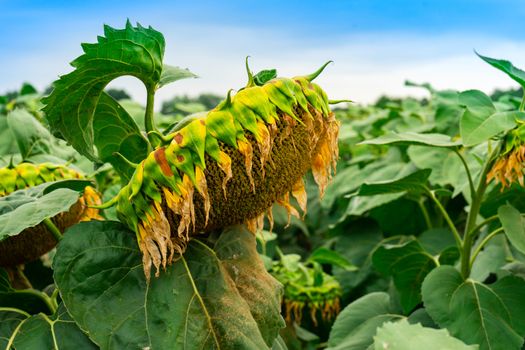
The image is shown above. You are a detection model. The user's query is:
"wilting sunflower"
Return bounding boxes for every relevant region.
[101,62,341,280]
[0,162,102,267]
[271,254,342,326]
[487,126,525,188]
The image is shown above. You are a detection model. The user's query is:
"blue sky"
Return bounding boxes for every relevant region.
[2,0,525,106]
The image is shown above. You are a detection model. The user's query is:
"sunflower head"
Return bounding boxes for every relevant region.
[106,63,341,280]
[271,254,342,326]
[487,125,525,188]
[0,162,102,267]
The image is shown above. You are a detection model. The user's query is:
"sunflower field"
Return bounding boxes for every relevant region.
[2,22,525,350]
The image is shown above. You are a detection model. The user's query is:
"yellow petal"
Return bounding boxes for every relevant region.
[195,167,211,227]
[312,153,329,199]
[255,122,271,177]
[277,193,300,227]
[291,178,307,217]
[218,151,232,198]
[238,139,255,192]
[266,207,274,233]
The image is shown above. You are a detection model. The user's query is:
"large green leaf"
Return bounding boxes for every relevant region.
[460,110,522,146]
[360,132,461,148]
[422,266,525,350]
[357,169,431,196]
[42,22,167,160]
[7,109,53,159]
[0,305,97,349]
[53,221,284,350]
[498,204,525,255]
[93,93,149,180]
[326,292,403,350]
[372,239,438,313]
[477,52,525,89]
[373,319,478,350]
[459,90,522,146]
[0,180,91,241]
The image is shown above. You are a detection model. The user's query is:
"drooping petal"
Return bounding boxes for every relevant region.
[291,178,307,217]
[238,139,255,192]
[218,151,233,198]
[195,166,211,227]
[277,192,300,227]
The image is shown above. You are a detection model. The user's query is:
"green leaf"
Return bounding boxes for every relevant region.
[308,247,357,271]
[460,110,523,146]
[459,90,495,117]
[326,292,403,350]
[159,64,198,88]
[323,162,407,210]
[333,219,384,295]
[53,221,284,350]
[0,180,90,241]
[458,90,522,146]
[346,193,405,217]
[93,93,149,180]
[372,239,438,313]
[0,115,17,157]
[422,265,525,350]
[438,246,461,266]
[373,319,478,350]
[418,228,456,255]
[293,323,319,342]
[7,109,53,159]
[0,285,55,315]
[0,308,28,348]
[357,169,431,196]
[360,132,461,148]
[407,146,463,187]
[470,235,508,282]
[42,21,165,160]
[477,52,525,89]
[498,204,525,255]
[0,305,97,349]
[254,69,277,86]
[406,308,437,328]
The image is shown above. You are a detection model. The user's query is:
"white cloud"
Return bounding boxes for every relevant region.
[3,22,525,109]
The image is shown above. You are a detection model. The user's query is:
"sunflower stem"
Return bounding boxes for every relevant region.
[425,188,462,248]
[43,218,62,242]
[460,142,502,279]
[145,84,159,147]
[417,199,433,230]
